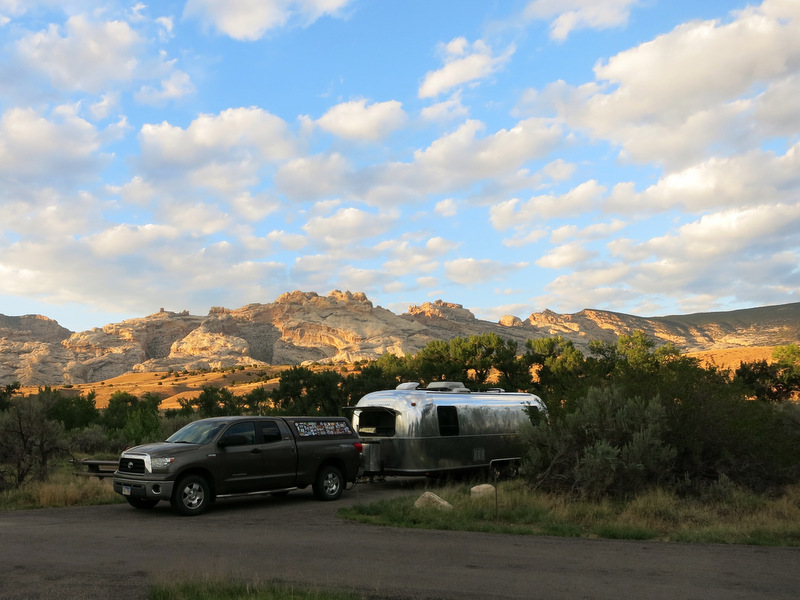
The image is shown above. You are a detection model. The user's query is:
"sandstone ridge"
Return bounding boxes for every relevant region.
[2,291,799,386]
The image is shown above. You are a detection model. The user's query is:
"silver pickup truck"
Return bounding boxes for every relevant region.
[112,416,362,516]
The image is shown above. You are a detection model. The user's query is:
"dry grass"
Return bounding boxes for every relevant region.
[0,470,123,510]
[340,480,800,546]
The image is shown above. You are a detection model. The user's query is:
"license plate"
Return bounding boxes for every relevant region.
[122,485,131,496]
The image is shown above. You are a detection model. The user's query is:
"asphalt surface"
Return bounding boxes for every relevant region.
[1,478,799,600]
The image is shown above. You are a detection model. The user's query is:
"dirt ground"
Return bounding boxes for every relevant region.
[2,479,799,600]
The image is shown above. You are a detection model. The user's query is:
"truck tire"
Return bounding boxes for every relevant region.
[125,497,159,510]
[171,475,211,516]
[313,465,343,501]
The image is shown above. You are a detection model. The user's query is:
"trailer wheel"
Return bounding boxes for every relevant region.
[171,474,211,516]
[313,465,343,501]
[126,497,159,510]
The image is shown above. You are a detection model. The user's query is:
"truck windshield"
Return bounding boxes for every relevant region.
[167,421,226,445]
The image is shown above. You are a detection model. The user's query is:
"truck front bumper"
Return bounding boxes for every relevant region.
[113,475,174,501]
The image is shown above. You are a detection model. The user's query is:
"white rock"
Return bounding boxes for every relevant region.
[470,483,495,499]
[413,491,453,511]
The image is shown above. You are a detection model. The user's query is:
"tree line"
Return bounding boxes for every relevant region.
[2,332,799,496]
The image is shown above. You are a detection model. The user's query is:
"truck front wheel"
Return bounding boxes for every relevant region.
[172,475,211,516]
[313,465,343,501]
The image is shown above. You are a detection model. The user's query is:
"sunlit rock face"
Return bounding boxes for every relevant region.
[2,293,799,385]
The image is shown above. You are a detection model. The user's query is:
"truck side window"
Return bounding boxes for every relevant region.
[261,421,282,443]
[223,421,256,445]
[437,406,459,436]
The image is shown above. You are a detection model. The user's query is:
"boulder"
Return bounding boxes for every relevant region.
[470,483,496,499]
[413,491,453,511]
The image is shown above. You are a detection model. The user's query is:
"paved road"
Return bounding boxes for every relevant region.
[1,479,798,600]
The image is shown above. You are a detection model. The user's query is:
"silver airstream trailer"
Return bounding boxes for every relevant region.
[350,382,545,477]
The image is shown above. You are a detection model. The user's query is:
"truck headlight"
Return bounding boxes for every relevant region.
[149,457,175,472]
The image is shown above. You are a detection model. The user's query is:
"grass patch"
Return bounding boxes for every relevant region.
[339,480,800,546]
[0,461,123,510]
[150,580,371,600]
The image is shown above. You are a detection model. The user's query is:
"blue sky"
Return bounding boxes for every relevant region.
[1,0,799,332]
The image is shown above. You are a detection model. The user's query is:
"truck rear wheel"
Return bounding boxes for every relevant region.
[313,465,343,501]
[126,497,159,510]
[171,475,210,516]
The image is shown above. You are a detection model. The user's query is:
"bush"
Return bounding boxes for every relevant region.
[521,386,676,498]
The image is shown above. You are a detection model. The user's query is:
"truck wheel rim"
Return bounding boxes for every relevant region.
[183,482,204,509]
[323,473,340,495]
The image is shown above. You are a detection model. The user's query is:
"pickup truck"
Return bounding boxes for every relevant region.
[112,416,362,516]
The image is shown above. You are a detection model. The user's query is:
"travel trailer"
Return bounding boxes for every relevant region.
[349,382,545,477]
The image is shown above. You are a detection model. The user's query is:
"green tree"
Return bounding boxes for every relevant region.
[48,390,99,430]
[1,381,21,412]
[412,340,462,385]
[190,386,242,418]
[269,367,346,415]
[524,336,587,414]
[102,391,141,431]
[0,392,68,488]
[342,363,398,405]
[243,386,272,415]
[491,338,532,392]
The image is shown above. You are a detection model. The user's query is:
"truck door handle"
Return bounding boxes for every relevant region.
[251,448,262,454]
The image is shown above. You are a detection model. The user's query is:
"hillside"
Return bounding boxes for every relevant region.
[2,290,798,387]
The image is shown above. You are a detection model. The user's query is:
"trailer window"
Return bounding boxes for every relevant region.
[358,409,396,436]
[437,406,459,436]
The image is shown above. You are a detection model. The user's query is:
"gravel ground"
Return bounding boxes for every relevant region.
[2,479,799,600]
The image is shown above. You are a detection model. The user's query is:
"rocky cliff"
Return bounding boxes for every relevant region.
[2,291,799,386]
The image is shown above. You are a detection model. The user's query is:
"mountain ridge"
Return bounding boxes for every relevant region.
[2,290,799,386]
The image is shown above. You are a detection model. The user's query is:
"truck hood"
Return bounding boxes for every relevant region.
[123,442,203,457]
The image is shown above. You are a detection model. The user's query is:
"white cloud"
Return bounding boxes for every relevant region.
[444,258,528,285]
[275,153,351,201]
[85,223,180,257]
[17,16,140,93]
[607,142,800,215]
[184,0,354,41]
[490,180,606,231]
[524,0,639,41]
[382,236,458,277]
[434,198,458,217]
[534,3,800,169]
[138,108,296,191]
[413,118,562,187]
[89,93,119,121]
[135,69,195,104]
[420,94,469,122]
[267,230,307,251]
[316,99,406,142]
[0,107,105,183]
[419,38,515,98]
[536,242,595,269]
[502,229,547,248]
[302,207,396,248]
[540,201,800,315]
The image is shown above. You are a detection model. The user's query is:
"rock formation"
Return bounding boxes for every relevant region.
[1,291,799,386]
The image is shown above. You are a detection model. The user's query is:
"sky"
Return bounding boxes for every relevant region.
[1,0,800,332]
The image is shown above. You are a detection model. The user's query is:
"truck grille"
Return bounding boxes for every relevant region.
[118,457,145,474]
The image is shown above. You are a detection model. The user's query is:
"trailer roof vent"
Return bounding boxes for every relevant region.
[396,382,420,390]
[425,381,470,393]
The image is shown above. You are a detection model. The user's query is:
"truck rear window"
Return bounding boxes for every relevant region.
[293,421,353,437]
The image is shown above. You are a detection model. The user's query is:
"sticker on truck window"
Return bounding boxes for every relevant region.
[294,421,353,437]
